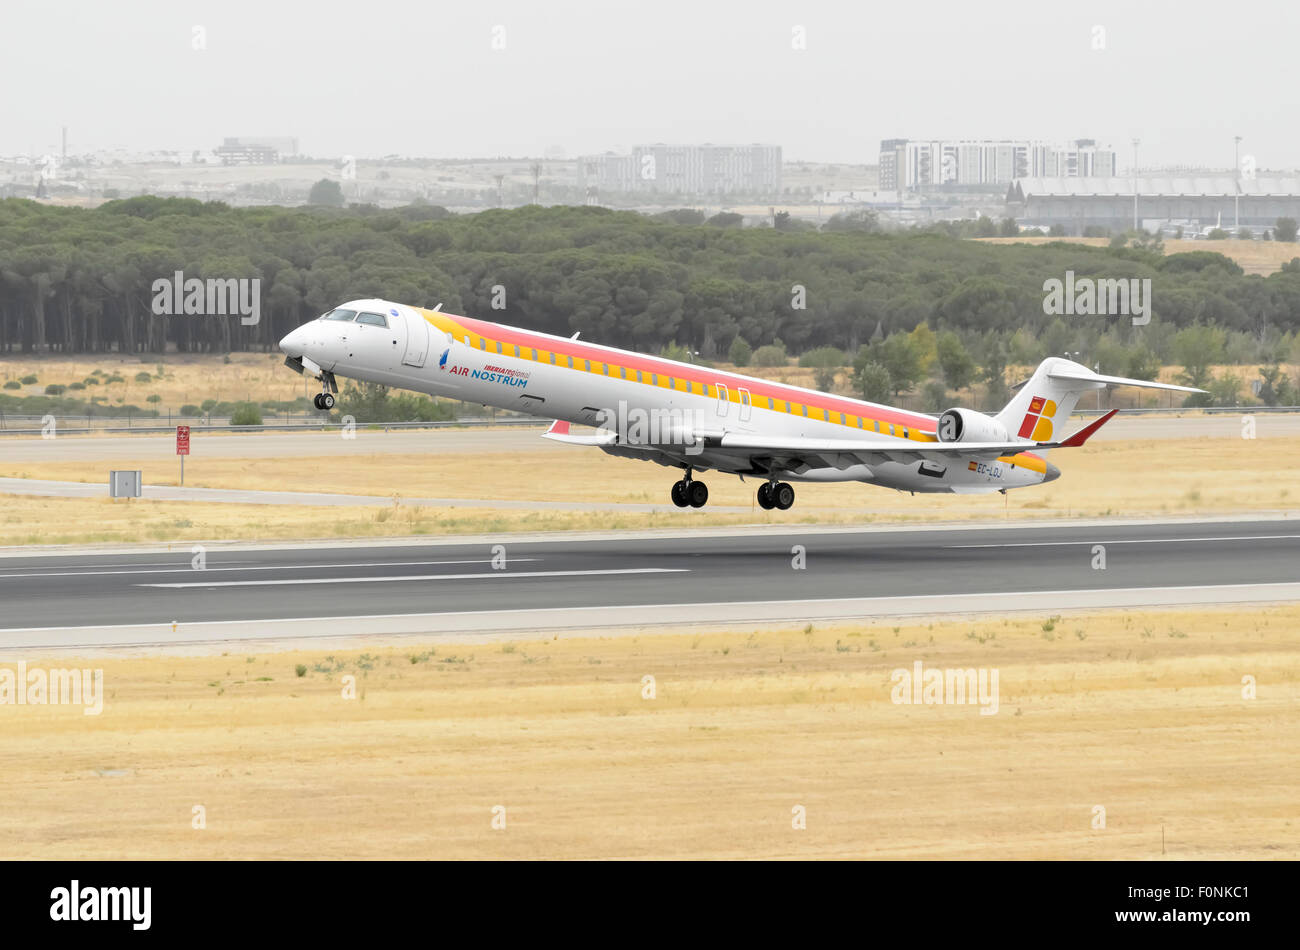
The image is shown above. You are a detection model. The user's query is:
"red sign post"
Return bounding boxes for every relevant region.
[176,425,190,485]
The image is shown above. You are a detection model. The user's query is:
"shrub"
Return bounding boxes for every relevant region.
[106,374,124,384]
[84,377,99,385]
[229,402,263,425]
[68,381,85,390]
[134,372,152,383]
[20,375,36,384]
[44,384,66,395]
[146,394,161,403]
[728,336,753,367]
[3,381,20,390]
[180,404,201,415]
[752,344,787,367]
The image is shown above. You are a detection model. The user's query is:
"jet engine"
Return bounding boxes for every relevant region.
[936,407,1008,443]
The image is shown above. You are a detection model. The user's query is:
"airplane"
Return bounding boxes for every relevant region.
[278,299,1201,510]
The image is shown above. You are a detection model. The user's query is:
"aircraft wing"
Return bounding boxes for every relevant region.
[712,409,1117,465]
[541,411,1119,474]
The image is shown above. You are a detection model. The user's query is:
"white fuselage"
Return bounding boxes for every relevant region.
[278,298,1051,494]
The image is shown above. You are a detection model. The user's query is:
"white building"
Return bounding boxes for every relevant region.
[885,138,1115,190]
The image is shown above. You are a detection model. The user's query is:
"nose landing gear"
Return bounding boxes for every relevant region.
[312,371,338,411]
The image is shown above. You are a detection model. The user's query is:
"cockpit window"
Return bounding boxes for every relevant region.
[356,312,388,327]
[322,309,358,321]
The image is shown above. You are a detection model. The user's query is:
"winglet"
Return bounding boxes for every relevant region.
[1057,409,1118,448]
[545,419,570,436]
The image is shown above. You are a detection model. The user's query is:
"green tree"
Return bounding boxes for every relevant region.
[853,334,922,398]
[728,336,753,366]
[936,330,976,390]
[824,209,879,233]
[308,179,346,208]
[1275,217,1298,242]
[706,212,744,228]
[855,361,892,403]
[1173,324,1226,390]
[752,343,787,367]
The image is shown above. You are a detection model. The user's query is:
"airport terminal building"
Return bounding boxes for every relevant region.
[1007,175,1300,235]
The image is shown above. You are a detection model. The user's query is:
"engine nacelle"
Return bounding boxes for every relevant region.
[936,407,1008,444]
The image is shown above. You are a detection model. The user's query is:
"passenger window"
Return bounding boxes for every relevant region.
[356,312,388,327]
[531,348,538,360]
[620,367,627,379]
[479,338,486,350]
[637,370,643,382]
[550,352,556,364]
[496,341,502,354]
[652,374,658,386]
[584,360,590,372]
[567,356,574,368]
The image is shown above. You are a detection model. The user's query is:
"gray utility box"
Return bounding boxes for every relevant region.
[109,470,143,498]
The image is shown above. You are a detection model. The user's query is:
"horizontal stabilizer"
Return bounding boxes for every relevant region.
[1047,366,1205,393]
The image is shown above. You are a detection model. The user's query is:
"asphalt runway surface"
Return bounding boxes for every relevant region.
[1,519,1297,651]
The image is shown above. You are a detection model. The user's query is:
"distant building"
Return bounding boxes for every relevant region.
[881,138,1115,190]
[213,136,299,166]
[878,138,907,191]
[578,144,782,196]
[1007,175,1300,233]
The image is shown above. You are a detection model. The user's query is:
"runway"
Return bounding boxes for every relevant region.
[1,518,1297,651]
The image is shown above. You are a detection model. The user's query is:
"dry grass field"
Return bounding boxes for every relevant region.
[1,605,1294,859]
[0,351,314,414]
[979,236,1300,275]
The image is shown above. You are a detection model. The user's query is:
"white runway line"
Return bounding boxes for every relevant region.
[138,566,688,588]
[948,535,1300,548]
[0,558,538,579]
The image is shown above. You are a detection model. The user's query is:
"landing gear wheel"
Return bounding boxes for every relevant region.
[320,392,335,410]
[773,482,795,510]
[312,394,324,410]
[756,482,775,510]
[670,480,689,507]
[687,481,709,508]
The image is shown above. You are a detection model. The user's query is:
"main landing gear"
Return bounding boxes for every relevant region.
[313,392,335,410]
[670,469,709,508]
[756,480,795,511]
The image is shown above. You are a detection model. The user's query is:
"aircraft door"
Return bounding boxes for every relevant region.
[402,310,430,367]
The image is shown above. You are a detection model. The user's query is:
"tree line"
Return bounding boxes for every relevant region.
[2,197,1298,395]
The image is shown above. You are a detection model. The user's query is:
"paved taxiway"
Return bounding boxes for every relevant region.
[0,519,1296,651]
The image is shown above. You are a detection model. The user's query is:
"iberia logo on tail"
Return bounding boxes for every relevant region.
[1018,396,1056,440]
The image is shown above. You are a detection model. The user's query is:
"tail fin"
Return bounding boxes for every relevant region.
[994,357,1202,451]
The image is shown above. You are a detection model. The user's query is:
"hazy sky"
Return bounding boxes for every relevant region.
[4,0,1298,169]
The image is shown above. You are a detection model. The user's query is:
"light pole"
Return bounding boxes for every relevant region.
[1131,139,1140,232]
[1234,135,1243,232]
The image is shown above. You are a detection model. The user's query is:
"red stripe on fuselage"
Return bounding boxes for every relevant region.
[440,311,937,432]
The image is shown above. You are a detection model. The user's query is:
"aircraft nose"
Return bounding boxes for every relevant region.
[279,325,310,356]
[1044,461,1061,483]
